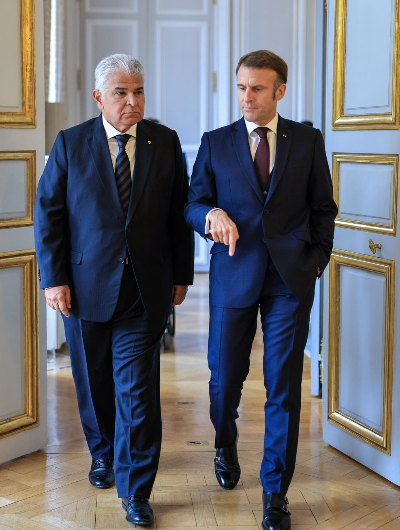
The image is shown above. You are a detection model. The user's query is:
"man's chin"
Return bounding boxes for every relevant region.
[242,110,258,121]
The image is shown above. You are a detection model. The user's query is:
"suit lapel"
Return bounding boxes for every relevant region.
[86,115,125,224]
[266,115,292,202]
[126,120,154,225]
[231,118,264,204]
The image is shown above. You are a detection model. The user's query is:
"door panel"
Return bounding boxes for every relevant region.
[0,0,47,462]
[323,0,400,484]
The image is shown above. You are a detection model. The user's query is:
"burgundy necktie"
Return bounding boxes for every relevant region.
[254,127,270,186]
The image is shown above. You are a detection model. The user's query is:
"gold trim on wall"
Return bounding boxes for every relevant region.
[332,0,400,129]
[0,151,36,229]
[332,153,399,235]
[328,249,395,454]
[0,250,40,438]
[0,0,36,128]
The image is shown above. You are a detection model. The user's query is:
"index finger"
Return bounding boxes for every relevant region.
[228,231,237,256]
[58,298,70,318]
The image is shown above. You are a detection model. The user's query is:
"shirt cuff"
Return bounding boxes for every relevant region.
[205,208,221,234]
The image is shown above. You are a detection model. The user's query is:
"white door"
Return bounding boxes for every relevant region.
[323,0,400,484]
[0,0,47,463]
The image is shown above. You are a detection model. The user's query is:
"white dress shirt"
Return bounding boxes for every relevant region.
[102,115,137,178]
[245,113,278,171]
[205,113,279,233]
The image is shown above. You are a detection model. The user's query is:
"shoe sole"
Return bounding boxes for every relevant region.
[122,499,154,526]
[261,521,291,530]
[89,479,115,489]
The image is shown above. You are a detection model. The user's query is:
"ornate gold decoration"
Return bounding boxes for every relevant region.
[332,153,399,235]
[0,250,40,438]
[332,0,400,129]
[369,239,382,254]
[328,249,395,454]
[0,0,36,128]
[0,151,36,229]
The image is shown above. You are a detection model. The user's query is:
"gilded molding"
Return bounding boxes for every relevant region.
[328,249,395,454]
[332,153,399,235]
[0,0,36,128]
[0,151,36,229]
[0,250,40,438]
[332,0,400,130]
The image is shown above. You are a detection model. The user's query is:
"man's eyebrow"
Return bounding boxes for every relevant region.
[112,86,144,91]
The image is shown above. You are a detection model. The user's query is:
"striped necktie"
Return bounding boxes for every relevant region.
[115,134,132,216]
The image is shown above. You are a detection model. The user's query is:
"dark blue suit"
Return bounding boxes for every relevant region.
[35,115,194,498]
[185,116,337,495]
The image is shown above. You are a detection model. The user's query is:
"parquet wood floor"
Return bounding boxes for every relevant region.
[1,274,399,529]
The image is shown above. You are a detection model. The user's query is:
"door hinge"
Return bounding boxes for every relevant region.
[212,72,217,92]
[77,69,82,91]
[324,0,328,12]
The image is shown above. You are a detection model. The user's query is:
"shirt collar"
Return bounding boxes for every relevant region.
[102,114,137,139]
[245,113,278,137]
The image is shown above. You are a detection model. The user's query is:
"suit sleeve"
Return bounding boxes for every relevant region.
[169,131,194,286]
[184,133,218,238]
[307,129,338,273]
[34,131,69,289]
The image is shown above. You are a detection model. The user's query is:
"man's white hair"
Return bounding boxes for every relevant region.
[94,54,145,95]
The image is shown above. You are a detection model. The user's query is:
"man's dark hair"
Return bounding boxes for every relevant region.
[236,50,288,89]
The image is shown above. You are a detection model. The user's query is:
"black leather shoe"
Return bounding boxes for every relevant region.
[88,458,115,489]
[262,492,291,530]
[122,495,154,526]
[214,437,241,490]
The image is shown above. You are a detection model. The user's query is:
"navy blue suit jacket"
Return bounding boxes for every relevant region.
[35,115,194,322]
[185,116,337,307]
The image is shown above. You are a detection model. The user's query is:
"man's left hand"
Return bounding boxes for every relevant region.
[172,285,188,306]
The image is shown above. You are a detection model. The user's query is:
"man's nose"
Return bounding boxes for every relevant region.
[243,88,253,101]
[126,94,137,106]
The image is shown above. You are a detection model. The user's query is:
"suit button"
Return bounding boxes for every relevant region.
[126,228,131,232]
[119,257,125,263]
[263,191,267,196]
[264,209,269,215]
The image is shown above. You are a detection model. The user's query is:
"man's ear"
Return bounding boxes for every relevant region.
[276,84,286,102]
[93,90,104,110]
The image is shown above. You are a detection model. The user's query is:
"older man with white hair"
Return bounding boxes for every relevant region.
[34,54,194,526]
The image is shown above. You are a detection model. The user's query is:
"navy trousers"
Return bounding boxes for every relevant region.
[208,265,315,495]
[62,263,166,498]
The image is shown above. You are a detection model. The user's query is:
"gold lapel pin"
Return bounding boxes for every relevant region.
[283,134,287,138]
[148,140,152,145]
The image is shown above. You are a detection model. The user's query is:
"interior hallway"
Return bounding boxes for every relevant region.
[0,274,399,529]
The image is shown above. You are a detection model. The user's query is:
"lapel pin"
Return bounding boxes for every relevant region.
[283,134,287,138]
[148,140,152,145]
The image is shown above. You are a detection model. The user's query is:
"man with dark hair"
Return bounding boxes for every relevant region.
[35,54,194,526]
[185,50,337,530]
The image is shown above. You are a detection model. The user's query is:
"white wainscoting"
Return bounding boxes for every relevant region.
[0,266,25,421]
[156,0,208,16]
[0,160,28,220]
[344,0,394,115]
[0,0,21,112]
[85,0,138,15]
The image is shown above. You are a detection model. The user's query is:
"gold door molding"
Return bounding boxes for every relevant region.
[332,0,400,129]
[0,151,36,229]
[0,0,36,128]
[332,153,399,235]
[0,250,40,438]
[328,249,395,454]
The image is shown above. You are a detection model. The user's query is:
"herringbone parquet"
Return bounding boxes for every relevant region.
[0,274,399,529]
